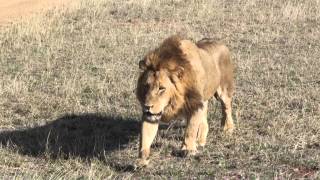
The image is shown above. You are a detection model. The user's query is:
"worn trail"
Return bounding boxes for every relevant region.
[0,0,72,25]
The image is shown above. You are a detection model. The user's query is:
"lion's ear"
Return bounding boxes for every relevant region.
[139,59,147,70]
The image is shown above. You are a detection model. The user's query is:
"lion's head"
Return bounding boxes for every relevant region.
[137,36,203,122]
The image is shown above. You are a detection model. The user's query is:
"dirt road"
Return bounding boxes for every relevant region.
[0,0,71,24]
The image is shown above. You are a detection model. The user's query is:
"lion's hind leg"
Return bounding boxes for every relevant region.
[216,86,234,134]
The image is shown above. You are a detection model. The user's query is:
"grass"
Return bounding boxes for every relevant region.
[0,0,319,178]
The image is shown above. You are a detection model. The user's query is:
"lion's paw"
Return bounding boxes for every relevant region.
[223,124,235,135]
[198,140,206,147]
[180,147,198,157]
[135,158,150,168]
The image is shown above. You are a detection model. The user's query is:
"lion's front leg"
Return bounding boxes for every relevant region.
[137,120,159,166]
[182,103,207,155]
[197,101,208,147]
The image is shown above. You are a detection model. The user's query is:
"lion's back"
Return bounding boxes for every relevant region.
[196,38,234,98]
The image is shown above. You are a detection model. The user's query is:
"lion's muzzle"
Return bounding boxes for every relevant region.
[143,111,162,122]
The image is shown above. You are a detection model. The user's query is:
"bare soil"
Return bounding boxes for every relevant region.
[0,0,71,24]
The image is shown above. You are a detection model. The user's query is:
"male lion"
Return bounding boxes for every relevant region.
[136,36,235,166]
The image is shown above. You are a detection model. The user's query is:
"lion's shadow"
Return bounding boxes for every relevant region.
[0,113,140,159]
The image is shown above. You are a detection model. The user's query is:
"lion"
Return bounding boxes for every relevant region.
[136,35,235,166]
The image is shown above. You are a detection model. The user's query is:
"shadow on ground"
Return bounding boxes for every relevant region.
[0,113,140,159]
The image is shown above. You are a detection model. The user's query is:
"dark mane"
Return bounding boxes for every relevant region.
[158,36,203,117]
[144,35,192,73]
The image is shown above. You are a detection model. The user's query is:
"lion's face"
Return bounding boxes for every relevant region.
[137,36,196,122]
[137,69,176,122]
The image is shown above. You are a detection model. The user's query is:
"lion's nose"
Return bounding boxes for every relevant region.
[143,104,153,112]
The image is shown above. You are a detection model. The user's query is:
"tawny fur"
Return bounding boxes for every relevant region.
[136,36,235,166]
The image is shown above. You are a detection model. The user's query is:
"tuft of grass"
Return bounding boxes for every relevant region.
[0,0,319,178]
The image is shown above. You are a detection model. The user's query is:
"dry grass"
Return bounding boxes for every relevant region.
[0,0,319,178]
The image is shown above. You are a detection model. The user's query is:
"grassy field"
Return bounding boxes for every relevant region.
[0,0,319,178]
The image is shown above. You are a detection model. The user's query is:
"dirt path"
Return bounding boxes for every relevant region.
[0,0,72,25]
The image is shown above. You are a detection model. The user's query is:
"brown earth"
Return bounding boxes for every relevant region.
[0,0,72,25]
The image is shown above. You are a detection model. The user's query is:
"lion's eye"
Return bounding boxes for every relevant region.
[159,86,166,93]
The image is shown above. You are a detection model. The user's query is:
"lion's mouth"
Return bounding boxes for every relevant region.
[143,111,163,121]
